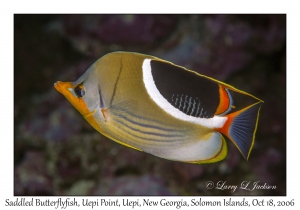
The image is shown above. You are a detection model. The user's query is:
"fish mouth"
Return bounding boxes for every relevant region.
[54,81,73,94]
[54,82,61,93]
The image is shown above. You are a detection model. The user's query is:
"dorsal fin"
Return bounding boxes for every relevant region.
[149,59,220,118]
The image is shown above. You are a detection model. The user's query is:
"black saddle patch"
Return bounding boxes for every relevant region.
[150,60,220,118]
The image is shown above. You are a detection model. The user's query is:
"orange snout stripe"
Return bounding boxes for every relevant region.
[54,81,103,133]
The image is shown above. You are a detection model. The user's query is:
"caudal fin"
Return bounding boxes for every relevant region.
[216,101,262,160]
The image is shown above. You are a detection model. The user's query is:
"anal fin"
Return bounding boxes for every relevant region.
[148,132,228,163]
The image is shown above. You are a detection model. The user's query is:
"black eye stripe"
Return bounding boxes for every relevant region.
[74,85,85,98]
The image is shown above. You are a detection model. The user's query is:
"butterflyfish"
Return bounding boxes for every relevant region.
[54,52,263,164]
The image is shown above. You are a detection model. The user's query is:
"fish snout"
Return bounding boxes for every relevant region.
[54,81,73,94]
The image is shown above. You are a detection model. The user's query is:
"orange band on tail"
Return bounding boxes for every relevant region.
[216,107,240,137]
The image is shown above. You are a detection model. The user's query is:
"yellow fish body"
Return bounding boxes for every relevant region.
[54,52,263,164]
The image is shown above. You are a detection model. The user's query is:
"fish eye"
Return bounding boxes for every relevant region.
[74,84,85,98]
